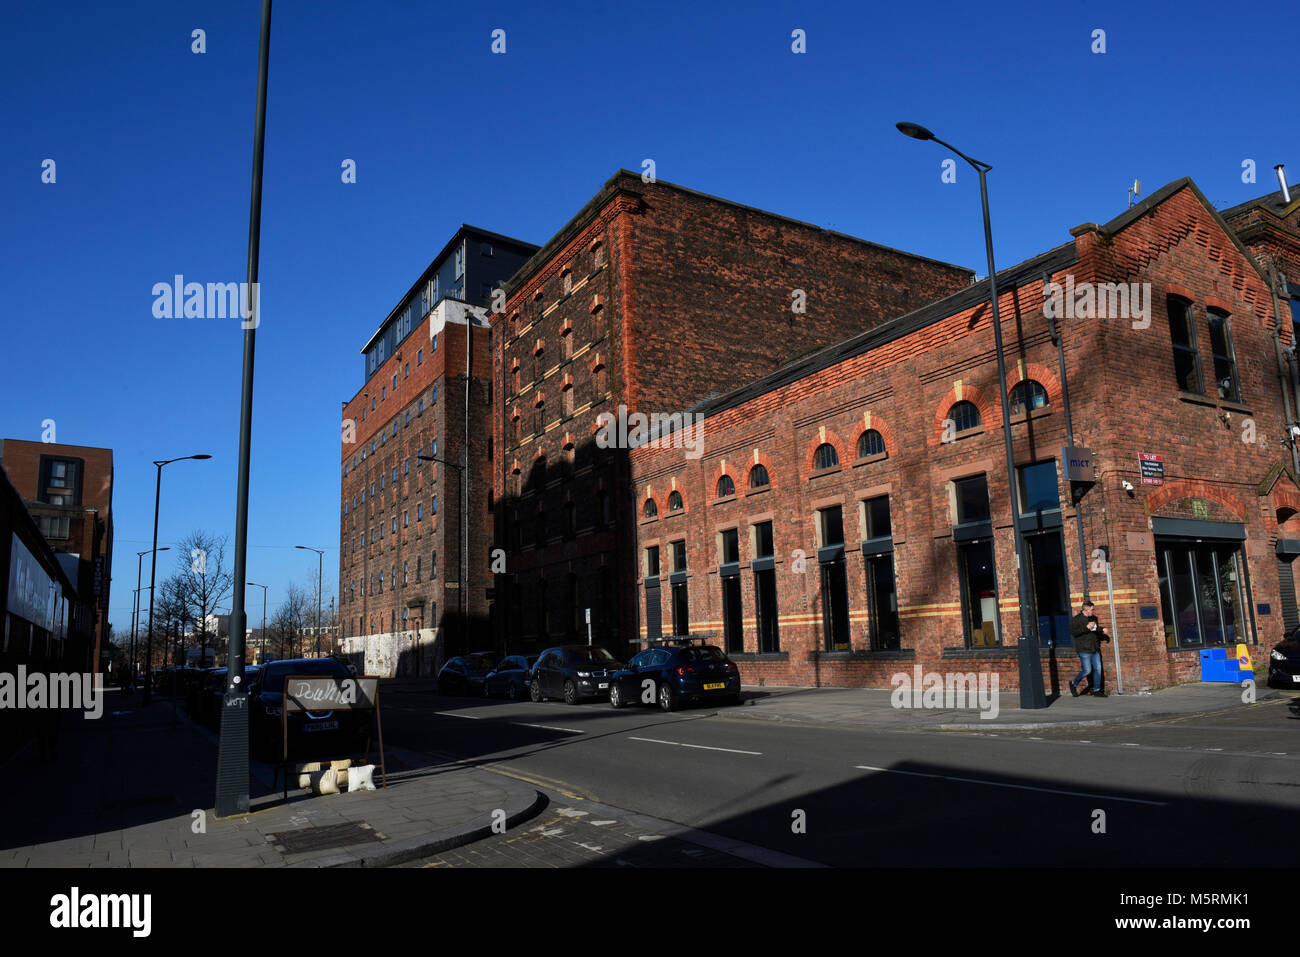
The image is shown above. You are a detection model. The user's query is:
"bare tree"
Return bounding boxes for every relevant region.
[269,582,313,659]
[172,531,234,669]
[156,574,189,667]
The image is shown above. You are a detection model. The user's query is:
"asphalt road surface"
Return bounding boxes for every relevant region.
[382,686,1300,867]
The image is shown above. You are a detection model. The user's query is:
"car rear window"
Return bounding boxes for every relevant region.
[263,660,350,692]
[682,647,726,662]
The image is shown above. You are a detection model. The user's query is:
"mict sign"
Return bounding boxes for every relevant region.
[1062,446,1096,482]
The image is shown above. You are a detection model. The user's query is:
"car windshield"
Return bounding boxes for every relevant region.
[572,647,616,663]
[468,655,497,671]
[262,660,350,693]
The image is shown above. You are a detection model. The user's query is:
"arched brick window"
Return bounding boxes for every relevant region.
[813,443,839,470]
[1009,380,1049,415]
[717,475,735,498]
[858,429,886,458]
[749,464,770,488]
[948,401,982,432]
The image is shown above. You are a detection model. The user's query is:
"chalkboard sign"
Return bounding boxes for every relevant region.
[277,674,386,799]
[283,676,379,712]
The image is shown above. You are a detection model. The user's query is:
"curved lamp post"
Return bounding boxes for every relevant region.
[896,122,1045,708]
[143,455,211,705]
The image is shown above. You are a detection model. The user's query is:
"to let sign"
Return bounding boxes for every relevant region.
[1139,452,1164,486]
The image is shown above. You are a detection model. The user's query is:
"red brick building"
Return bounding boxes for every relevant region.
[488,170,973,655]
[338,227,537,676]
[0,439,113,672]
[628,178,1300,692]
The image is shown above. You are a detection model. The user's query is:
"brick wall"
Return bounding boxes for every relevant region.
[629,180,1296,692]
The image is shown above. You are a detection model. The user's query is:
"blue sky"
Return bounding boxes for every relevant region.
[1,0,1291,636]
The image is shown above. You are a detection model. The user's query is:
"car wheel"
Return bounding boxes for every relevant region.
[530,679,543,702]
[563,680,579,706]
[609,683,625,709]
[658,682,677,712]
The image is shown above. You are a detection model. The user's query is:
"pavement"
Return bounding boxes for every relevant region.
[0,690,542,868]
[720,673,1289,731]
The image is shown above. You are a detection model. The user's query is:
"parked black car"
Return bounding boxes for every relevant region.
[248,658,368,760]
[483,655,539,700]
[1268,629,1300,688]
[529,645,624,704]
[609,643,741,711]
[437,653,498,697]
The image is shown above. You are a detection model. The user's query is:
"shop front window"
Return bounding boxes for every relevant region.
[1157,540,1247,648]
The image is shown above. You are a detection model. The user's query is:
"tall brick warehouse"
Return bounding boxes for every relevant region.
[339,227,537,676]
[627,177,1300,692]
[487,170,974,657]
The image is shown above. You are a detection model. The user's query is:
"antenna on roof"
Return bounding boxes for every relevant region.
[1276,165,1291,204]
[1127,179,1142,208]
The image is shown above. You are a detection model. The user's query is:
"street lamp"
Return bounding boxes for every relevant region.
[417,453,465,658]
[295,546,324,655]
[215,0,272,821]
[896,121,1046,708]
[132,546,169,675]
[247,581,267,664]
[143,455,210,706]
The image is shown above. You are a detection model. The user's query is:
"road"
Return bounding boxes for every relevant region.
[380,685,1300,867]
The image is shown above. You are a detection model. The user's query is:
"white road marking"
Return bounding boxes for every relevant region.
[638,835,665,841]
[628,736,762,755]
[433,711,483,719]
[853,765,1169,806]
[519,723,582,733]
[557,808,589,817]
[591,820,618,826]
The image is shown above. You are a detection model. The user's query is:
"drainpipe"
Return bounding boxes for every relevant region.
[1044,273,1091,606]
[1267,261,1300,480]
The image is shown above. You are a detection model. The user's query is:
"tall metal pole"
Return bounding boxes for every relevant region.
[896,122,1045,708]
[464,304,471,655]
[216,0,272,819]
[143,464,163,705]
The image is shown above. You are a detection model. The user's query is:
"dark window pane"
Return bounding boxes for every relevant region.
[749,464,770,488]
[1018,461,1061,513]
[955,475,991,524]
[755,521,774,558]
[814,443,839,470]
[858,430,885,458]
[721,529,739,564]
[950,401,981,432]
[864,496,891,539]
[819,506,844,546]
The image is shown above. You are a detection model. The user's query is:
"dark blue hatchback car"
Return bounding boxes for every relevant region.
[609,643,741,711]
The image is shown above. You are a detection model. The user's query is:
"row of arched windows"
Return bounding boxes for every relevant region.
[641,382,1049,518]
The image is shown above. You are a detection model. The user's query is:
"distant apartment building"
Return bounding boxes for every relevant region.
[488,170,974,657]
[0,439,113,672]
[339,226,538,676]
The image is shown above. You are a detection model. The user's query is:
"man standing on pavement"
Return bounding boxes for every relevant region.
[1069,600,1108,698]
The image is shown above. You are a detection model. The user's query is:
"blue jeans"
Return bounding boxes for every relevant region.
[1073,652,1101,689]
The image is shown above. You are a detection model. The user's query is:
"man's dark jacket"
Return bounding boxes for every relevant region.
[1070,612,1100,653]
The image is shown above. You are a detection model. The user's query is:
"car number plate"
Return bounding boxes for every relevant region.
[304,720,339,732]
[599,682,609,689]
[1293,674,1300,683]
[704,682,725,690]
